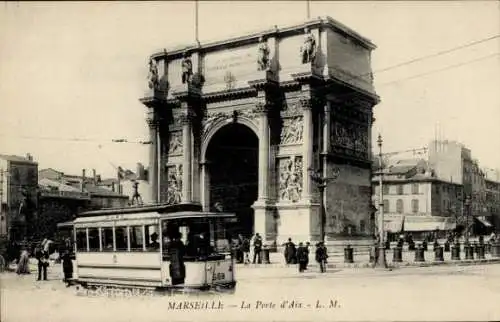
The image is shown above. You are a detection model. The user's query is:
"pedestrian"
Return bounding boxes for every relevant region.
[16,249,30,275]
[241,236,250,264]
[252,233,262,264]
[296,243,308,273]
[283,238,296,265]
[36,248,49,281]
[304,242,310,269]
[236,234,244,264]
[315,242,328,273]
[61,251,73,287]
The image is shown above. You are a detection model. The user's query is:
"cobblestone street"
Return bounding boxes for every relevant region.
[2,261,500,321]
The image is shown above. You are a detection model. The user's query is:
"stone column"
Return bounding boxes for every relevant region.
[252,98,272,242]
[181,110,193,203]
[256,100,270,202]
[200,160,210,211]
[300,95,313,202]
[147,111,159,204]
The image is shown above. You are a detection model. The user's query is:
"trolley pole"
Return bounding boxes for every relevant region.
[375,134,388,268]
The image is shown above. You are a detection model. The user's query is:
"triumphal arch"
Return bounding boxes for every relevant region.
[140,17,379,246]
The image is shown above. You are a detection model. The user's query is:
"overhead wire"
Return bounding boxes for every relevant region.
[1,34,498,146]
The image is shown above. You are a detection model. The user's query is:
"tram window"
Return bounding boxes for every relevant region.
[130,226,144,251]
[145,225,160,251]
[75,229,87,252]
[115,227,128,251]
[88,228,100,251]
[102,227,114,251]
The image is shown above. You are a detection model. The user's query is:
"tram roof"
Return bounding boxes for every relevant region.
[72,210,236,225]
[77,203,202,217]
[57,221,74,228]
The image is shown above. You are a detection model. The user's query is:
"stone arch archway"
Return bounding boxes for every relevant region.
[201,121,259,237]
[201,117,259,161]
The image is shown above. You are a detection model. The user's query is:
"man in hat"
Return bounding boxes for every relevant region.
[149,232,160,250]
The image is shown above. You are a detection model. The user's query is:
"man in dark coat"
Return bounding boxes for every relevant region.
[36,248,49,281]
[284,238,296,265]
[252,233,262,264]
[167,233,186,285]
[296,242,309,273]
[315,242,328,273]
[61,251,73,287]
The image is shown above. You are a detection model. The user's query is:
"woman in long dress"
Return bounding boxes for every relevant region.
[16,249,31,275]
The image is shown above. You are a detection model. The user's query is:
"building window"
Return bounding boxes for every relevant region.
[397,185,404,195]
[412,199,419,213]
[396,199,404,213]
[383,200,389,212]
[383,185,389,195]
[359,220,366,233]
[412,183,419,194]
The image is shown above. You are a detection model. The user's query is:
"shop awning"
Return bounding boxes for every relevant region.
[404,221,442,232]
[383,218,404,233]
[474,217,493,227]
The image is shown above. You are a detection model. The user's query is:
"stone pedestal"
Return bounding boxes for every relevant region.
[275,202,321,245]
[252,200,276,244]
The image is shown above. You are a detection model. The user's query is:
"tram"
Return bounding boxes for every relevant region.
[69,203,236,291]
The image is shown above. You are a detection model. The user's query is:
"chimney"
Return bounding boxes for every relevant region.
[137,163,145,180]
[111,182,115,192]
[81,169,86,192]
[26,153,33,161]
[92,169,97,184]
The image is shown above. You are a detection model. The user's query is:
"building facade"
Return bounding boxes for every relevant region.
[372,158,458,236]
[38,168,129,210]
[36,178,91,239]
[140,17,379,245]
[484,168,500,232]
[0,154,38,241]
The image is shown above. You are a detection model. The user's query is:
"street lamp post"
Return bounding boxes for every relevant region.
[309,167,340,243]
[465,195,471,244]
[375,134,387,268]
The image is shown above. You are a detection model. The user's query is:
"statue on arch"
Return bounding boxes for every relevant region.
[257,36,270,71]
[148,58,159,89]
[181,51,193,84]
[300,27,317,64]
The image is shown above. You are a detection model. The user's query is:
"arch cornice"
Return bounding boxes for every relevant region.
[201,116,259,162]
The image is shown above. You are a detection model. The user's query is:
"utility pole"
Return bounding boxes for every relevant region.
[375,134,388,268]
[0,168,4,236]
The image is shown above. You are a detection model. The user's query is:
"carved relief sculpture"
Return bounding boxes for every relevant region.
[148,58,159,89]
[256,36,270,71]
[354,125,369,157]
[280,117,304,145]
[300,27,317,64]
[181,51,193,84]
[168,131,183,155]
[166,165,183,204]
[278,156,303,202]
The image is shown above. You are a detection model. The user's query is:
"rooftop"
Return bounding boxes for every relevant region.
[0,154,37,165]
[151,16,376,60]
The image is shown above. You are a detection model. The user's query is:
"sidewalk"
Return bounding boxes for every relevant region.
[240,249,500,269]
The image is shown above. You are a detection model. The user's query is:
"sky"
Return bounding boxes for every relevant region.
[1,1,499,178]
